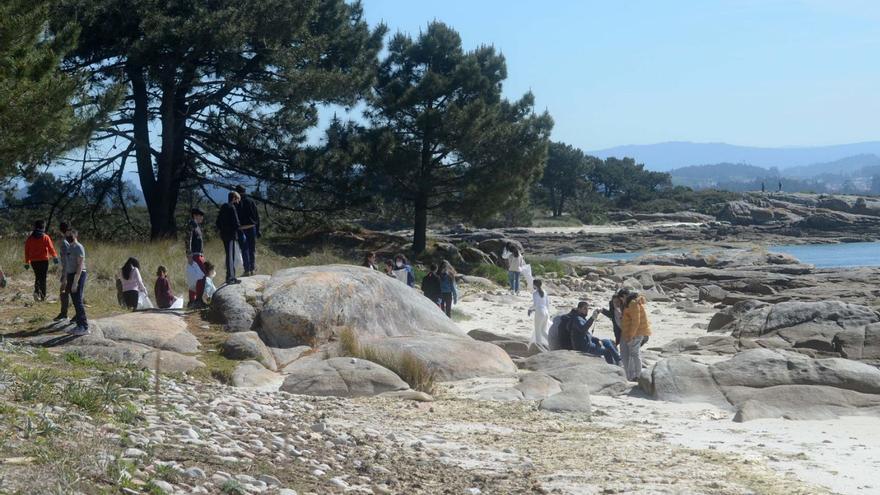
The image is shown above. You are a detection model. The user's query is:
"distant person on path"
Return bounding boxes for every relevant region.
[601,289,629,347]
[216,191,242,285]
[55,222,71,320]
[391,254,415,287]
[501,242,525,295]
[65,230,88,336]
[560,301,620,364]
[118,257,148,311]
[438,260,459,317]
[621,291,653,382]
[186,207,208,307]
[761,182,765,193]
[154,266,178,309]
[527,279,551,351]
[420,263,441,306]
[234,185,260,276]
[363,252,378,270]
[24,220,59,302]
[778,180,783,192]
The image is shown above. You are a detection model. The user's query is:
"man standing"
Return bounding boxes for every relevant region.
[24,220,59,302]
[216,191,241,285]
[234,185,260,276]
[186,207,208,307]
[65,229,88,336]
[54,221,71,321]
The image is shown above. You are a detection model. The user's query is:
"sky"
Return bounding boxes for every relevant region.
[359,0,880,151]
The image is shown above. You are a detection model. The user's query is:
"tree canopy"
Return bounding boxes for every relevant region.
[365,21,553,253]
[538,142,600,217]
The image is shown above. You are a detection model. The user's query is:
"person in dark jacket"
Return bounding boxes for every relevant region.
[54,221,71,321]
[24,220,59,302]
[438,260,459,318]
[154,266,177,309]
[234,185,260,277]
[561,302,620,365]
[421,263,441,307]
[601,289,629,347]
[186,208,207,306]
[216,191,241,284]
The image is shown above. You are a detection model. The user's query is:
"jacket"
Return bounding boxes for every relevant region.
[119,267,148,293]
[601,301,623,345]
[502,248,525,273]
[24,230,58,264]
[439,272,458,302]
[421,272,441,301]
[559,310,596,352]
[155,277,175,309]
[186,219,204,256]
[216,202,241,240]
[621,296,652,342]
[235,195,260,228]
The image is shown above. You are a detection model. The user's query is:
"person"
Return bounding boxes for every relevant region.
[501,242,525,294]
[216,191,242,285]
[621,291,652,382]
[54,222,71,320]
[527,279,551,351]
[560,301,620,365]
[778,180,783,192]
[234,185,260,276]
[391,254,415,287]
[421,263,441,306]
[186,207,208,307]
[761,181,765,193]
[438,260,459,317]
[118,257,148,311]
[202,261,218,303]
[363,252,378,270]
[383,259,394,277]
[23,220,59,302]
[601,289,629,347]
[65,230,88,336]
[154,266,178,309]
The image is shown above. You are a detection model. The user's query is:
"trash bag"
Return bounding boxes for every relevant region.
[185,261,204,291]
[169,297,184,310]
[234,241,244,273]
[137,292,154,310]
[521,264,533,291]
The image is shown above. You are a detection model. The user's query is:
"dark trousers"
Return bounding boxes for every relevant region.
[240,226,257,273]
[67,272,88,329]
[440,292,453,317]
[32,260,49,300]
[122,290,139,310]
[223,238,237,283]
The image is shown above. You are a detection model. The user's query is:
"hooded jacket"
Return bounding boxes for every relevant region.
[621,295,652,342]
[24,230,58,264]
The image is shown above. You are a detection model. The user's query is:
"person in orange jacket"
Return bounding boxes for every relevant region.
[24,220,59,302]
[620,292,653,382]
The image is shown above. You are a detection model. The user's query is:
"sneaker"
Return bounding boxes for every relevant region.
[70,326,90,336]
[53,314,68,322]
[227,279,242,285]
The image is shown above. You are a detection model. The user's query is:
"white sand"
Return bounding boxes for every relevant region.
[454,284,880,495]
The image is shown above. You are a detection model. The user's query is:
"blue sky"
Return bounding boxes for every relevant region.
[360,0,880,150]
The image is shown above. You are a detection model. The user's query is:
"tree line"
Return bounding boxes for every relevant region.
[2,0,683,252]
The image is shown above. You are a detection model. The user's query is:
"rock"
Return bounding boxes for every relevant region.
[458,275,496,288]
[515,372,562,400]
[466,330,535,358]
[377,390,434,402]
[476,238,523,261]
[429,242,465,265]
[223,331,276,370]
[231,361,284,390]
[257,265,465,348]
[519,351,629,396]
[476,387,524,401]
[698,285,728,303]
[151,480,174,493]
[539,386,592,414]
[209,275,269,332]
[460,246,493,265]
[647,356,732,409]
[137,350,205,374]
[93,312,199,353]
[269,346,312,369]
[467,329,509,342]
[657,335,740,356]
[834,322,880,363]
[362,335,517,381]
[280,357,409,397]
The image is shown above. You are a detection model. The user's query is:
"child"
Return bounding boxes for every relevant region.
[118,257,148,310]
[202,262,218,304]
[438,260,458,318]
[154,266,178,309]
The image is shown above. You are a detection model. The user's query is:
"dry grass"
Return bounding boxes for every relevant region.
[338,327,436,395]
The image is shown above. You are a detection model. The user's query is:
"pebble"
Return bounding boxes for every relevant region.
[151,480,174,493]
[184,467,206,479]
[123,448,147,458]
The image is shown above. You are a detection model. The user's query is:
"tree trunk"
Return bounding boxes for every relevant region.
[148,73,187,239]
[413,192,428,255]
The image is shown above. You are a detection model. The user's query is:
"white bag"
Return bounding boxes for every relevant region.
[521,264,533,290]
[234,241,244,272]
[185,261,204,291]
[137,292,154,310]
[170,297,184,310]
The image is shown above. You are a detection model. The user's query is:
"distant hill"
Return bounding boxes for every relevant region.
[589,141,880,172]
[783,154,880,178]
[669,162,773,189]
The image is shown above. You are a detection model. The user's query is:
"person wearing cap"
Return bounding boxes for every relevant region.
[186,207,208,306]
[234,185,260,277]
[216,191,242,284]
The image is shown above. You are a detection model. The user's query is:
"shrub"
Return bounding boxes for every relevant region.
[220,479,247,495]
[62,382,110,414]
[338,328,436,395]
[467,263,508,286]
[529,257,571,278]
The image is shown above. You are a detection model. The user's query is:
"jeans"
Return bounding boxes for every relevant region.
[223,238,238,283]
[67,272,88,329]
[240,226,257,273]
[508,271,520,293]
[584,336,620,365]
[31,260,49,300]
[621,336,645,381]
[440,292,454,317]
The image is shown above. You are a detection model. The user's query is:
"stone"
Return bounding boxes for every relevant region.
[361,335,517,381]
[834,322,880,363]
[93,312,199,353]
[377,390,434,402]
[430,242,466,266]
[458,275,496,288]
[223,332,276,370]
[476,238,523,261]
[209,275,269,332]
[184,467,206,479]
[137,350,205,374]
[657,335,740,356]
[476,387,524,401]
[280,357,409,397]
[460,246,494,265]
[257,265,465,348]
[519,351,629,396]
[539,386,592,414]
[231,361,284,390]
[698,285,728,303]
[269,346,312,369]
[514,372,562,400]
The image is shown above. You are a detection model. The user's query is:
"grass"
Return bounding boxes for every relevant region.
[529,257,571,278]
[466,263,509,286]
[530,214,585,228]
[220,479,247,495]
[338,328,436,395]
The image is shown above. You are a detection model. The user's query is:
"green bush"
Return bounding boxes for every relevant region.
[467,263,508,286]
[529,257,571,278]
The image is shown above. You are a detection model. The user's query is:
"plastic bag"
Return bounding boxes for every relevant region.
[169,297,184,310]
[137,292,154,310]
[521,263,533,291]
[234,241,244,273]
[185,261,204,291]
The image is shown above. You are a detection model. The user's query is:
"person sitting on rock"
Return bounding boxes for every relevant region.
[560,301,621,365]
[154,265,178,309]
[621,291,652,382]
[202,262,218,304]
[391,254,415,288]
[421,263,441,306]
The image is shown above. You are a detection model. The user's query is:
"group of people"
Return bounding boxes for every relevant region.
[362,252,460,318]
[215,186,261,285]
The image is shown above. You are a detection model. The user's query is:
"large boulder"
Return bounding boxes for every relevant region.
[460,246,493,265]
[231,361,284,390]
[363,335,517,381]
[717,201,777,225]
[93,312,200,354]
[642,349,880,421]
[209,276,269,332]
[280,357,409,398]
[698,285,728,304]
[223,331,276,371]
[539,386,592,414]
[834,322,880,363]
[518,350,629,396]
[257,265,465,348]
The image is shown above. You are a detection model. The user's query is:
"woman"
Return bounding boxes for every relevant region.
[118,257,148,310]
[363,252,378,270]
[391,254,415,288]
[620,291,652,381]
[438,260,458,317]
[421,263,442,306]
[501,242,525,295]
[527,279,551,351]
[601,289,629,347]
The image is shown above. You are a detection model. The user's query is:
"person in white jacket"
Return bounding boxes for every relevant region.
[501,242,525,294]
[118,257,148,311]
[527,279,551,351]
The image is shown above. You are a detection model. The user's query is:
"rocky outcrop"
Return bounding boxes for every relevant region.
[467,329,537,358]
[223,331,276,371]
[363,335,517,381]
[231,360,284,390]
[642,349,880,421]
[209,276,269,332]
[94,312,200,353]
[280,357,409,398]
[834,323,880,363]
[518,351,629,396]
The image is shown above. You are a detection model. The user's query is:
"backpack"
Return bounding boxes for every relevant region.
[557,313,575,350]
